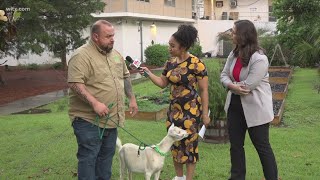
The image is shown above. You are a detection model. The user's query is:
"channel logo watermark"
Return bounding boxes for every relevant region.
[0,7,29,22]
[5,7,31,12]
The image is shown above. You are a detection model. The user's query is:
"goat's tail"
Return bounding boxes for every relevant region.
[116,137,122,152]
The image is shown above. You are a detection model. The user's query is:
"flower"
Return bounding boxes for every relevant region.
[0,10,8,22]
[0,10,5,16]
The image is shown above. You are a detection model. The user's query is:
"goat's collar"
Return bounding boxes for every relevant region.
[151,145,168,156]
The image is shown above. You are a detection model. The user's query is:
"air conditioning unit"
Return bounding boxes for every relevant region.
[230,0,237,8]
[192,12,197,19]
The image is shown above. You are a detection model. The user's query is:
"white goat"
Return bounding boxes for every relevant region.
[116,124,189,180]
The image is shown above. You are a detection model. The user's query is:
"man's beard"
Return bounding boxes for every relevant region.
[100,45,113,53]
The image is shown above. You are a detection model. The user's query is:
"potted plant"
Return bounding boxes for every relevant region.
[203,59,228,143]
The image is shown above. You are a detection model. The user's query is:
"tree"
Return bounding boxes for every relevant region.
[293,27,320,67]
[0,9,21,58]
[1,9,22,86]
[0,1,104,69]
[42,1,105,69]
[273,0,320,49]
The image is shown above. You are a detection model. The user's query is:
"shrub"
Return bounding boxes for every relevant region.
[144,44,169,66]
[189,43,203,58]
[259,35,293,66]
[26,63,39,70]
[259,35,279,65]
[293,26,320,67]
[52,62,63,69]
[205,60,227,121]
[217,31,232,41]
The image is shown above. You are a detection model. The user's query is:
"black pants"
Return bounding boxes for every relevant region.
[227,94,278,180]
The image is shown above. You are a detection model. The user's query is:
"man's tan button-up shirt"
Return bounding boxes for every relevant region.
[68,40,130,128]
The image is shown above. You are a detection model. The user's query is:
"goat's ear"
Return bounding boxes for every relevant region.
[169,123,174,130]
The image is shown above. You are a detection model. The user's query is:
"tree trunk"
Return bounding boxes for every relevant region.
[60,47,67,71]
[0,74,4,85]
[0,66,5,86]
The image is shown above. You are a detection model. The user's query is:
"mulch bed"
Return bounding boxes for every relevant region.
[139,96,170,105]
[0,67,68,106]
[269,71,290,77]
[271,83,287,92]
[13,108,52,114]
[273,100,282,115]
[269,69,291,117]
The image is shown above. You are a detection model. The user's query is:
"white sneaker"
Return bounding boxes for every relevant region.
[172,175,186,180]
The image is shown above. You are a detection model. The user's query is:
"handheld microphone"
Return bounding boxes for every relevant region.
[125,56,149,77]
[125,56,141,70]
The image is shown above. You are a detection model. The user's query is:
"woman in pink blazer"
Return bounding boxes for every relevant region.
[220,20,278,180]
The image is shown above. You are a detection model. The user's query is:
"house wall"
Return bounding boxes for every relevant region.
[203,0,270,22]
[103,0,193,19]
[104,0,126,12]
[196,20,276,56]
[113,19,183,62]
[2,52,65,66]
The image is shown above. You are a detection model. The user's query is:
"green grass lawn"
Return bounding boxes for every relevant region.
[0,68,319,179]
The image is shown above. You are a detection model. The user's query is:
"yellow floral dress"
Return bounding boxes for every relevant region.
[162,54,208,164]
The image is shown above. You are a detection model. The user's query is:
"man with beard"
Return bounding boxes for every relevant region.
[67,20,138,180]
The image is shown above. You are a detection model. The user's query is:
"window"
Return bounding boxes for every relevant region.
[165,0,175,7]
[137,0,150,2]
[222,12,228,20]
[229,12,239,20]
[269,6,276,22]
[192,0,196,11]
[192,0,197,19]
[216,1,223,8]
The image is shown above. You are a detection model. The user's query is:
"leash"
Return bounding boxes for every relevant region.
[95,104,167,156]
[151,145,168,156]
[94,103,114,140]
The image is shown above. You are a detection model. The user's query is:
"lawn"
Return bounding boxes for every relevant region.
[0,67,319,179]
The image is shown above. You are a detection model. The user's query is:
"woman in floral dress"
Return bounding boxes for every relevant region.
[140,24,210,180]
